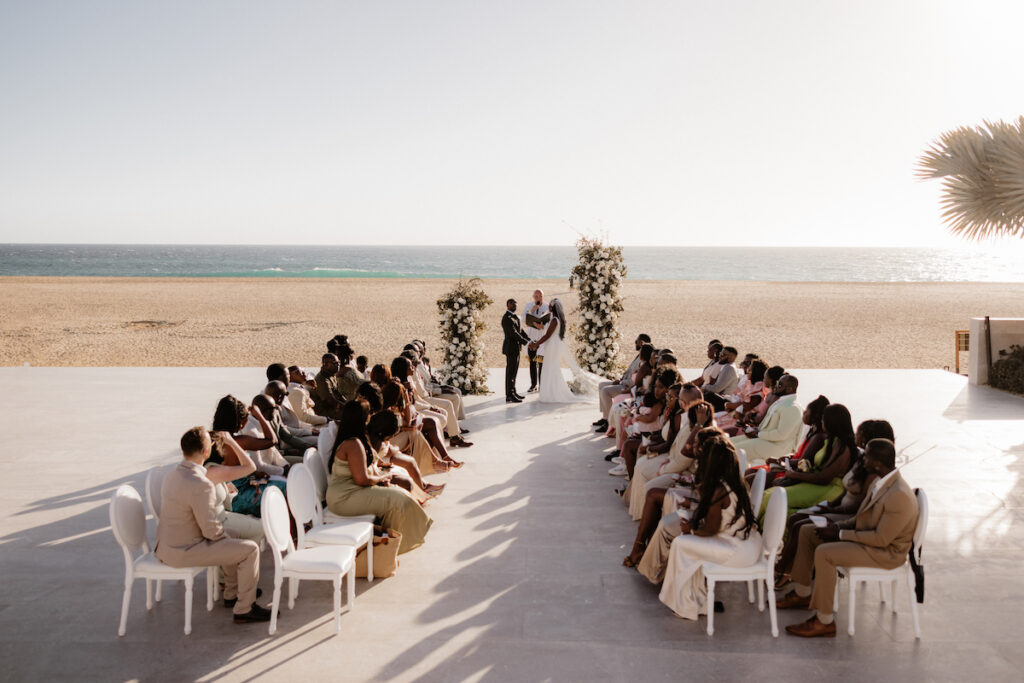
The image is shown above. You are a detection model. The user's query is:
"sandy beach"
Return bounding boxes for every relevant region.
[1,277,1021,371]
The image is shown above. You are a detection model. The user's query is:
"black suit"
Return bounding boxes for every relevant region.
[501,309,531,399]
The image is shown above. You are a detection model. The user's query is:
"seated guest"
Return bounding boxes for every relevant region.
[701,346,740,411]
[775,419,895,584]
[624,385,705,520]
[253,391,312,460]
[328,340,365,402]
[745,394,828,485]
[312,353,350,420]
[408,342,467,422]
[657,438,762,619]
[757,403,856,522]
[368,410,445,499]
[610,370,674,478]
[267,364,320,433]
[717,359,768,433]
[392,356,472,448]
[691,340,724,388]
[594,333,650,431]
[612,379,681,482]
[156,427,269,623]
[212,395,288,515]
[203,431,265,546]
[263,381,317,452]
[369,363,391,388]
[736,365,787,432]
[326,400,433,554]
[286,365,328,427]
[355,355,369,379]
[780,438,919,637]
[606,343,657,442]
[382,379,458,473]
[730,374,803,465]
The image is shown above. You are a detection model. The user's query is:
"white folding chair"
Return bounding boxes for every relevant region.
[109,484,217,636]
[737,448,748,472]
[303,448,375,526]
[260,486,356,635]
[287,463,374,581]
[744,468,769,602]
[834,488,928,638]
[703,486,787,637]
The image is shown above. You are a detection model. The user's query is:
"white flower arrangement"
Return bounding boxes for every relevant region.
[569,236,627,378]
[436,278,493,395]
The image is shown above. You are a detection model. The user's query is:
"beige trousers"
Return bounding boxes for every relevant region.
[157,538,260,615]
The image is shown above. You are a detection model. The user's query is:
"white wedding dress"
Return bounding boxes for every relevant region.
[537,319,602,403]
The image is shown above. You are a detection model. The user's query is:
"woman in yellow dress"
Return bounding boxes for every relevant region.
[326,400,433,554]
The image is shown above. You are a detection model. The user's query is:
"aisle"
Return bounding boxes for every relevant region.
[2,367,1023,681]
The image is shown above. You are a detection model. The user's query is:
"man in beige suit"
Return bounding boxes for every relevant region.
[155,427,270,624]
[729,374,803,464]
[780,438,919,637]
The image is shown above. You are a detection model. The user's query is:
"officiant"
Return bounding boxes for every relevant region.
[523,289,550,392]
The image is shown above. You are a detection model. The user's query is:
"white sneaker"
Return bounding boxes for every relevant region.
[611,456,624,464]
[608,463,628,476]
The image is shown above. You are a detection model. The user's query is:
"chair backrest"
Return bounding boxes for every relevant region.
[109,484,149,558]
[260,486,294,561]
[749,468,767,515]
[286,463,319,527]
[144,464,171,522]
[761,486,787,557]
[303,448,330,500]
[737,448,748,472]
[912,488,928,559]
[317,424,337,466]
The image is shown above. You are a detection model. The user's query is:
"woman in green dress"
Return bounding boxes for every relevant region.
[758,403,856,523]
[326,399,433,554]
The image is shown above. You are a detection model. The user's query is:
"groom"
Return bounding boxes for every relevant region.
[501,298,531,403]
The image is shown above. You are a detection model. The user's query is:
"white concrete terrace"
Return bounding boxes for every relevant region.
[1,367,1022,681]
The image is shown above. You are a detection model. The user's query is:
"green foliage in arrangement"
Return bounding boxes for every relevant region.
[436,278,493,394]
[569,236,627,379]
[989,345,1024,395]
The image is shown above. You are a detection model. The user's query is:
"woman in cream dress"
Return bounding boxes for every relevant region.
[326,401,433,554]
[657,440,762,620]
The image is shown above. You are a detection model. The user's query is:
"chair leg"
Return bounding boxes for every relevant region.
[333,576,342,634]
[706,580,716,636]
[206,570,214,611]
[833,577,840,613]
[184,576,194,635]
[145,578,153,610]
[118,582,133,637]
[848,578,857,636]
[288,578,298,609]
[155,579,163,603]
[891,580,899,614]
[906,566,921,639]
[747,579,755,604]
[757,579,765,612]
[269,577,282,635]
[366,539,373,583]
[767,578,779,637]
[347,566,356,610]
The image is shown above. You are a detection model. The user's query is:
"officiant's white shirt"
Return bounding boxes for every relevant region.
[523,300,550,343]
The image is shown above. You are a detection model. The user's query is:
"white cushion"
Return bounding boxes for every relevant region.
[134,552,207,577]
[283,545,355,574]
[323,510,376,525]
[702,558,769,577]
[840,562,907,579]
[307,520,373,546]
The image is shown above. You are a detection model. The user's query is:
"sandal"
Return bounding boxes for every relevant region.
[445,458,464,469]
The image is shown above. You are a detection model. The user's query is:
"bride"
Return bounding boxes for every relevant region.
[529,298,602,404]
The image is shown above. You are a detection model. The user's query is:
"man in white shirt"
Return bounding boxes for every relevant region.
[286,365,328,427]
[702,346,740,411]
[730,374,803,464]
[523,289,550,393]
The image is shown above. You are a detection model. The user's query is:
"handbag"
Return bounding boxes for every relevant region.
[354,526,402,578]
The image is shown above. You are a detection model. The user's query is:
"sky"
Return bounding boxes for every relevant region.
[2,0,1024,248]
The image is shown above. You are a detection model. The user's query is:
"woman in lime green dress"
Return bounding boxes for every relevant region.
[758,403,856,523]
[326,400,433,554]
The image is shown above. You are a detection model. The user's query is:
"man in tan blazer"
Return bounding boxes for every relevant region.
[155,427,270,623]
[730,374,803,464]
[780,438,919,637]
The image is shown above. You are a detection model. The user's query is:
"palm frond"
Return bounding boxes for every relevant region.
[917,116,1024,240]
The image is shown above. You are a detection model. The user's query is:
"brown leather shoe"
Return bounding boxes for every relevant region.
[449,435,473,448]
[785,615,836,638]
[775,591,811,610]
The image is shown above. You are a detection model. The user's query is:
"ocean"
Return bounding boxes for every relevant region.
[0,244,1021,282]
